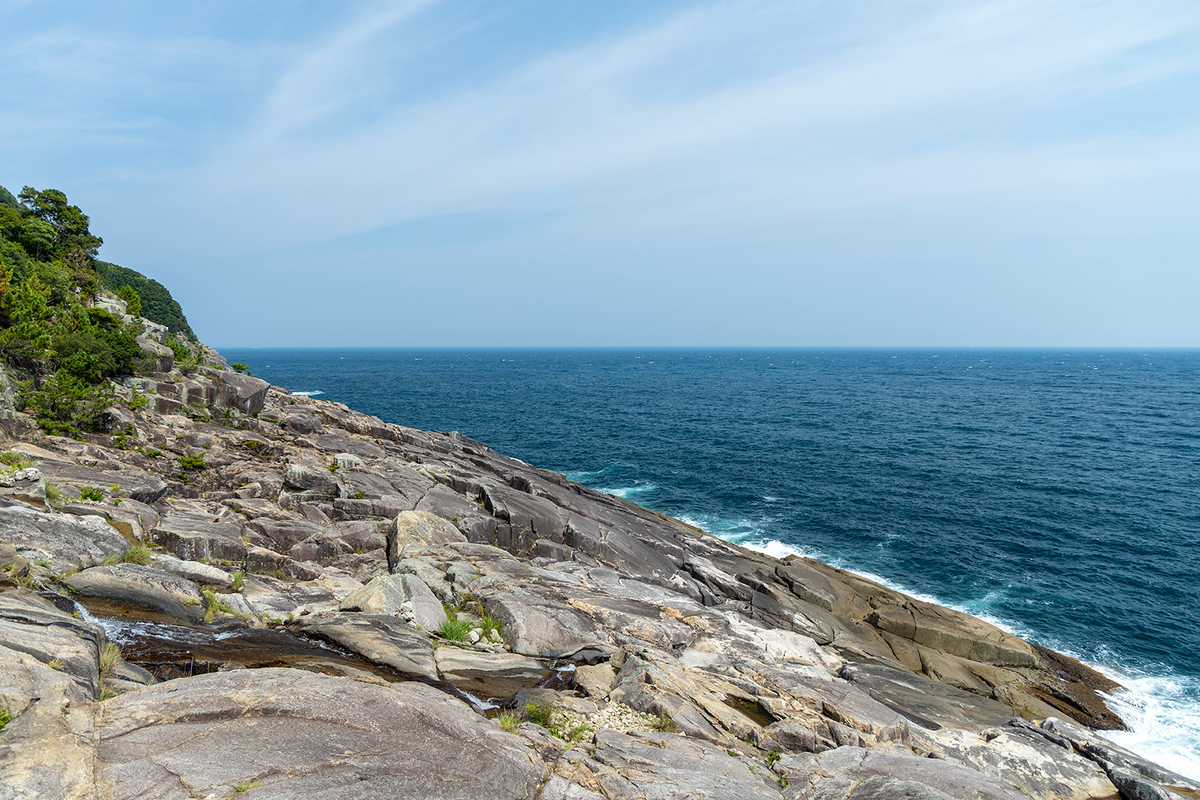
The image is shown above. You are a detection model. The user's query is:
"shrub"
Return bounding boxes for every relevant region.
[497,710,520,731]
[19,372,115,437]
[230,362,251,375]
[120,544,151,565]
[178,455,206,471]
[79,486,103,502]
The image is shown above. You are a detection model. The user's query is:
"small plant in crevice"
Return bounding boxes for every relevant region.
[497,710,520,732]
[78,486,103,502]
[523,702,557,729]
[99,641,121,678]
[0,451,32,470]
[0,707,10,732]
[436,616,473,642]
[651,711,677,733]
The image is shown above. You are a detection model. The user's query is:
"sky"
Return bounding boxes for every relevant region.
[2,0,1198,348]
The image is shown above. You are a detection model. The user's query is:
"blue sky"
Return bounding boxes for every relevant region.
[2,0,1198,347]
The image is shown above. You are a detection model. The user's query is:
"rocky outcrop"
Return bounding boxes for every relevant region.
[0,356,1191,799]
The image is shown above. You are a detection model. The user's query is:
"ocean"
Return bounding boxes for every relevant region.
[223,347,1200,777]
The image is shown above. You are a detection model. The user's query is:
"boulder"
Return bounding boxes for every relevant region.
[65,563,207,623]
[290,612,438,681]
[97,668,548,799]
[135,337,173,373]
[214,370,269,415]
[484,585,605,658]
[150,555,234,589]
[152,512,247,563]
[339,572,447,631]
[386,509,467,568]
[0,505,128,573]
[434,648,547,698]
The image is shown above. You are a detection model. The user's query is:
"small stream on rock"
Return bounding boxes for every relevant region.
[39,591,569,712]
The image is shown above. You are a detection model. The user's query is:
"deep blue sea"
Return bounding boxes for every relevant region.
[224,347,1200,777]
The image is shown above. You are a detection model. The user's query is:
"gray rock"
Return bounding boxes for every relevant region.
[1040,717,1200,798]
[135,336,173,372]
[0,588,105,701]
[775,747,1027,800]
[151,555,234,589]
[65,563,207,623]
[152,512,247,563]
[37,461,170,504]
[97,668,548,799]
[840,660,1016,733]
[573,661,618,698]
[282,463,339,498]
[910,723,1118,800]
[753,720,821,754]
[435,648,547,698]
[332,452,364,470]
[485,585,605,658]
[590,729,784,799]
[0,505,128,573]
[214,370,269,414]
[386,509,467,568]
[290,612,438,681]
[339,572,447,631]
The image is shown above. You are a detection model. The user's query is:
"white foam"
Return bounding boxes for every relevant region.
[291,390,324,396]
[599,483,656,499]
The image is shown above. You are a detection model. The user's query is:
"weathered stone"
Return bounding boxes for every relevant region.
[840,660,1016,733]
[0,505,128,573]
[214,370,269,414]
[574,661,618,698]
[65,563,207,623]
[590,729,784,799]
[135,336,173,372]
[386,509,467,568]
[775,747,1027,800]
[290,612,438,681]
[339,572,448,631]
[753,720,821,754]
[245,545,320,580]
[282,463,339,497]
[435,648,547,698]
[152,512,247,563]
[150,555,234,589]
[97,668,548,799]
[911,723,1118,800]
[0,588,105,700]
[485,585,605,658]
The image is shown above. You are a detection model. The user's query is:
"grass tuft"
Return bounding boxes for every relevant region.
[651,711,677,733]
[436,616,473,642]
[497,710,520,731]
[99,641,121,678]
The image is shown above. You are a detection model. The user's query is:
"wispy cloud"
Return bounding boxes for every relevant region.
[184,0,1200,253]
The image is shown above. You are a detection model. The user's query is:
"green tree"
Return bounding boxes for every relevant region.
[17,187,103,259]
[116,285,142,316]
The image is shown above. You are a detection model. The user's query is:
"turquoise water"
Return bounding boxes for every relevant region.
[224,347,1200,776]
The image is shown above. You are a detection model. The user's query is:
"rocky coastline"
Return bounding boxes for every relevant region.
[1,319,1198,798]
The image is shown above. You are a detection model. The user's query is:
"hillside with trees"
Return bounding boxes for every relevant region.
[0,184,200,436]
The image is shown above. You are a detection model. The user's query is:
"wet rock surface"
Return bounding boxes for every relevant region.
[0,358,1189,799]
